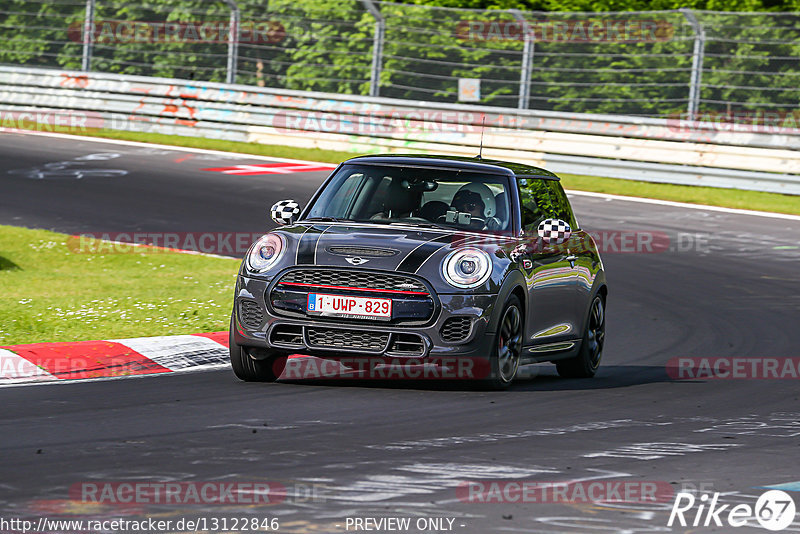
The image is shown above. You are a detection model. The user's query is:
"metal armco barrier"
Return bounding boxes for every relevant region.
[1,66,798,195]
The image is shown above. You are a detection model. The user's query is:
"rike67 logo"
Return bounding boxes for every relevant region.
[669,490,796,531]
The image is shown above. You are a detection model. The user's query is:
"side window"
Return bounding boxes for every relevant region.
[362,176,391,217]
[307,172,365,219]
[327,172,365,216]
[546,181,578,229]
[516,178,553,232]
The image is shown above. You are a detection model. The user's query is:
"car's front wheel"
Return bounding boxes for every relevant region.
[556,294,605,378]
[229,315,285,382]
[486,295,523,390]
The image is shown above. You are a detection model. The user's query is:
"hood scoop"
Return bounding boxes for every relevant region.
[327,246,400,258]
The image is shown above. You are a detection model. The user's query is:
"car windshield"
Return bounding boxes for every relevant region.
[304,164,513,235]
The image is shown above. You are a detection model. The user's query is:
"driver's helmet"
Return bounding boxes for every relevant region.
[453,183,496,218]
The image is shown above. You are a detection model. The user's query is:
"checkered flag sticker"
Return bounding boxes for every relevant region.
[270,199,301,225]
[509,243,527,262]
[538,218,571,244]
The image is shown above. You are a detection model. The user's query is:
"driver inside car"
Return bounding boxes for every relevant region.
[452,190,484,219]
[449,183,500,230]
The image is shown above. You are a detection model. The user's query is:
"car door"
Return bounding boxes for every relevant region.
[516,177,582,347]
[546,180,597,334]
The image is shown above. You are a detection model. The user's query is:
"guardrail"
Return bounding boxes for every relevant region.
[1,66,798,195]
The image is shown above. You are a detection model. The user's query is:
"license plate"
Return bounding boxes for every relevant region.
[307,293,392,320]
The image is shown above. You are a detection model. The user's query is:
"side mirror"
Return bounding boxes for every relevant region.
[538,218,571,245]
[270,199,301,225]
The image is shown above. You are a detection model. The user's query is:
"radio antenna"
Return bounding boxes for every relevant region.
[477,116,485,160]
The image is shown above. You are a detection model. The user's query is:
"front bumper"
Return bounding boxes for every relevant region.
[232,273,498,362]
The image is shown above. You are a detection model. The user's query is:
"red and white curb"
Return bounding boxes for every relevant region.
[0,332,229,386]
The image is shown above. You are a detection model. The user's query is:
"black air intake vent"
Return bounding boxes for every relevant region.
[388,333,426,356]
[239,299,264,329]
[270,325,304,347]
[440,317,472,342]
[327,246,399,257]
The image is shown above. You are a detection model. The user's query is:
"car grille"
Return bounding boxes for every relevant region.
[277,268,428,294]
[307,327,390,351]
[239,299,264,329]
[440,317,472,342]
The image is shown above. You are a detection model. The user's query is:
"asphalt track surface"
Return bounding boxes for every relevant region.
[1,131,799,533]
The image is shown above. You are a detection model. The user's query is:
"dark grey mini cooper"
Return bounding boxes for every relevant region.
[230,155,607,389]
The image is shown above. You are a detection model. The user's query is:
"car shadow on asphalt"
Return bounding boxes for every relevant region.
[274,364,699,392]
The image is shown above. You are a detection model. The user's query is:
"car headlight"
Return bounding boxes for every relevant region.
[247,233,286,273]
[442,247,492,289]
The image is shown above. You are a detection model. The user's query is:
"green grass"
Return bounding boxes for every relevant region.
[57,128,799,216]
[559,173,800,215]
[0,225,240,345]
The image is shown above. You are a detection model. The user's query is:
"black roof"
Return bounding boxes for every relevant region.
[343,154,559,180]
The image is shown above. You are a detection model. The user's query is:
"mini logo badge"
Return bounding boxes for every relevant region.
[345,257,369,265]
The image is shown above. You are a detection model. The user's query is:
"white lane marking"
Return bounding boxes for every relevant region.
[108,335,229,371]
[583,442,740,460]
[11,131,796,221]
[324,462,560,503]
[566,189,800,222]
[5,130,338,167]
[369,419,672,451]
[0,348,57,384]
[693,412,800,438]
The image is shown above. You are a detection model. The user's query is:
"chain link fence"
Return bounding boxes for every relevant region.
[2,0,799,120]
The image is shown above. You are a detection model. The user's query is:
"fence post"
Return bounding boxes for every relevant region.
[225,0,240,84]
[359,0,384,97]
[81,0,95,71]
[510,9,533,110]
[681,8,705,121]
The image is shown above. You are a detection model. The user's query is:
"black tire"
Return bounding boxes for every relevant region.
[485,295,524,390]
[229,315,285,382]
[556,294,605,378]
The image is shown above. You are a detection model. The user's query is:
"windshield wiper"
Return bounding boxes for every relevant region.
[304,216,351,222]
[387,221,451,230]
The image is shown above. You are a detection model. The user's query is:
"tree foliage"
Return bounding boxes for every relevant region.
[1,0,798,117]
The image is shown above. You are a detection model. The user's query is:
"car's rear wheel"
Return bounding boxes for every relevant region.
[556,295,605,378]
[229,315,285,382]
[486,295,523,390]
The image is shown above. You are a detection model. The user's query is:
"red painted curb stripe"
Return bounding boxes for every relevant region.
[192,331,229,348]
[1,340,171,380]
